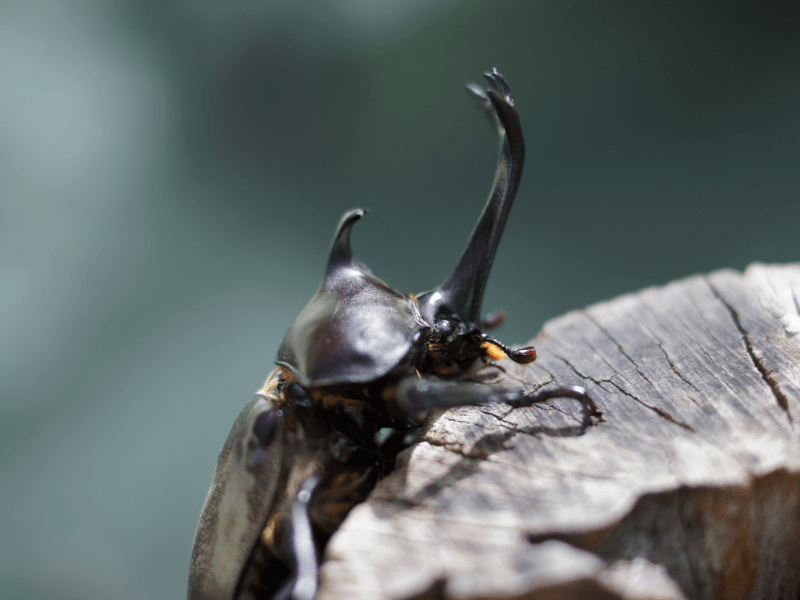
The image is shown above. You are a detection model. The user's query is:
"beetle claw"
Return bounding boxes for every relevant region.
[509,385,604,425]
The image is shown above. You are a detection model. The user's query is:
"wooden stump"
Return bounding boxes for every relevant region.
[317,263,800,600]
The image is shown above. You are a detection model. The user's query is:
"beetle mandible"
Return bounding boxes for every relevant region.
[188,69,601,600]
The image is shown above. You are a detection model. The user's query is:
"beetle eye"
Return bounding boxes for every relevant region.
[253,409,281,446]
[436,318,459,342]
[436,319,454,334]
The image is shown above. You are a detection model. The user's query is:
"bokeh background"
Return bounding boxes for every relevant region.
[2,1,799,598]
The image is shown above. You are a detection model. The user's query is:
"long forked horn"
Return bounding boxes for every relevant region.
[419,69,525,326]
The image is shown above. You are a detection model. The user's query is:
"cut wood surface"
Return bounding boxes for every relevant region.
[317,263,800,600]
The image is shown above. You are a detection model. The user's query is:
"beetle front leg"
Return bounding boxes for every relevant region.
[395,377,601,427]
[273,474,322,600]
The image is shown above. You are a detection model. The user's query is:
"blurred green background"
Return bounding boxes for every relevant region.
[2,0,799,598]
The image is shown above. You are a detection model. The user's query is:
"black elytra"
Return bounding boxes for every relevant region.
[188,69,601,600]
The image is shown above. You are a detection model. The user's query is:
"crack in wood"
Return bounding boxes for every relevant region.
[585,312,660,391]
[648,331,703,395]
[423,434,488,460]
[637,296,726,399]
[706,279,794,424]
[550,352,603,384]
[476,406,518,429]
[550,351,620,392]
[550,352,693,430]
[602,379,696,433]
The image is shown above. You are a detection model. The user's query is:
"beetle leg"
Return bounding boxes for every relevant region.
[395,377,601,427]
[479,308,506,330]
[505,385,600,417]
[274,474,322,600]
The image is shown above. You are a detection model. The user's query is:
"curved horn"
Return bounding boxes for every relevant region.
[326,208,367,270]
[419,69,525,326]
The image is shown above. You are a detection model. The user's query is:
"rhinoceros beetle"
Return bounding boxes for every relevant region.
[188,69,600,600]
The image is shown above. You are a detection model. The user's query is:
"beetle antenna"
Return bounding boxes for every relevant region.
[419,69,525,326]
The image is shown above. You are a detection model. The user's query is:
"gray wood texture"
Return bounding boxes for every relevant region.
[317,263,800,600]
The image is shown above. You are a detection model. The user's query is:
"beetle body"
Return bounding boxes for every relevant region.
[189,70,600,600]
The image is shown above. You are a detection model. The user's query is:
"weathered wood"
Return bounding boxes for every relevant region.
[317,263,800,600]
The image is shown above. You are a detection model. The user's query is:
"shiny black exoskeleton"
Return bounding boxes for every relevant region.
[188,70,600,600]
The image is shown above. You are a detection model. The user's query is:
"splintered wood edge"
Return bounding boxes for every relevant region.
[318,263,800,600]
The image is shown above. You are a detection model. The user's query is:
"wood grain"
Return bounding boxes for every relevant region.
[318,263,800,600]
